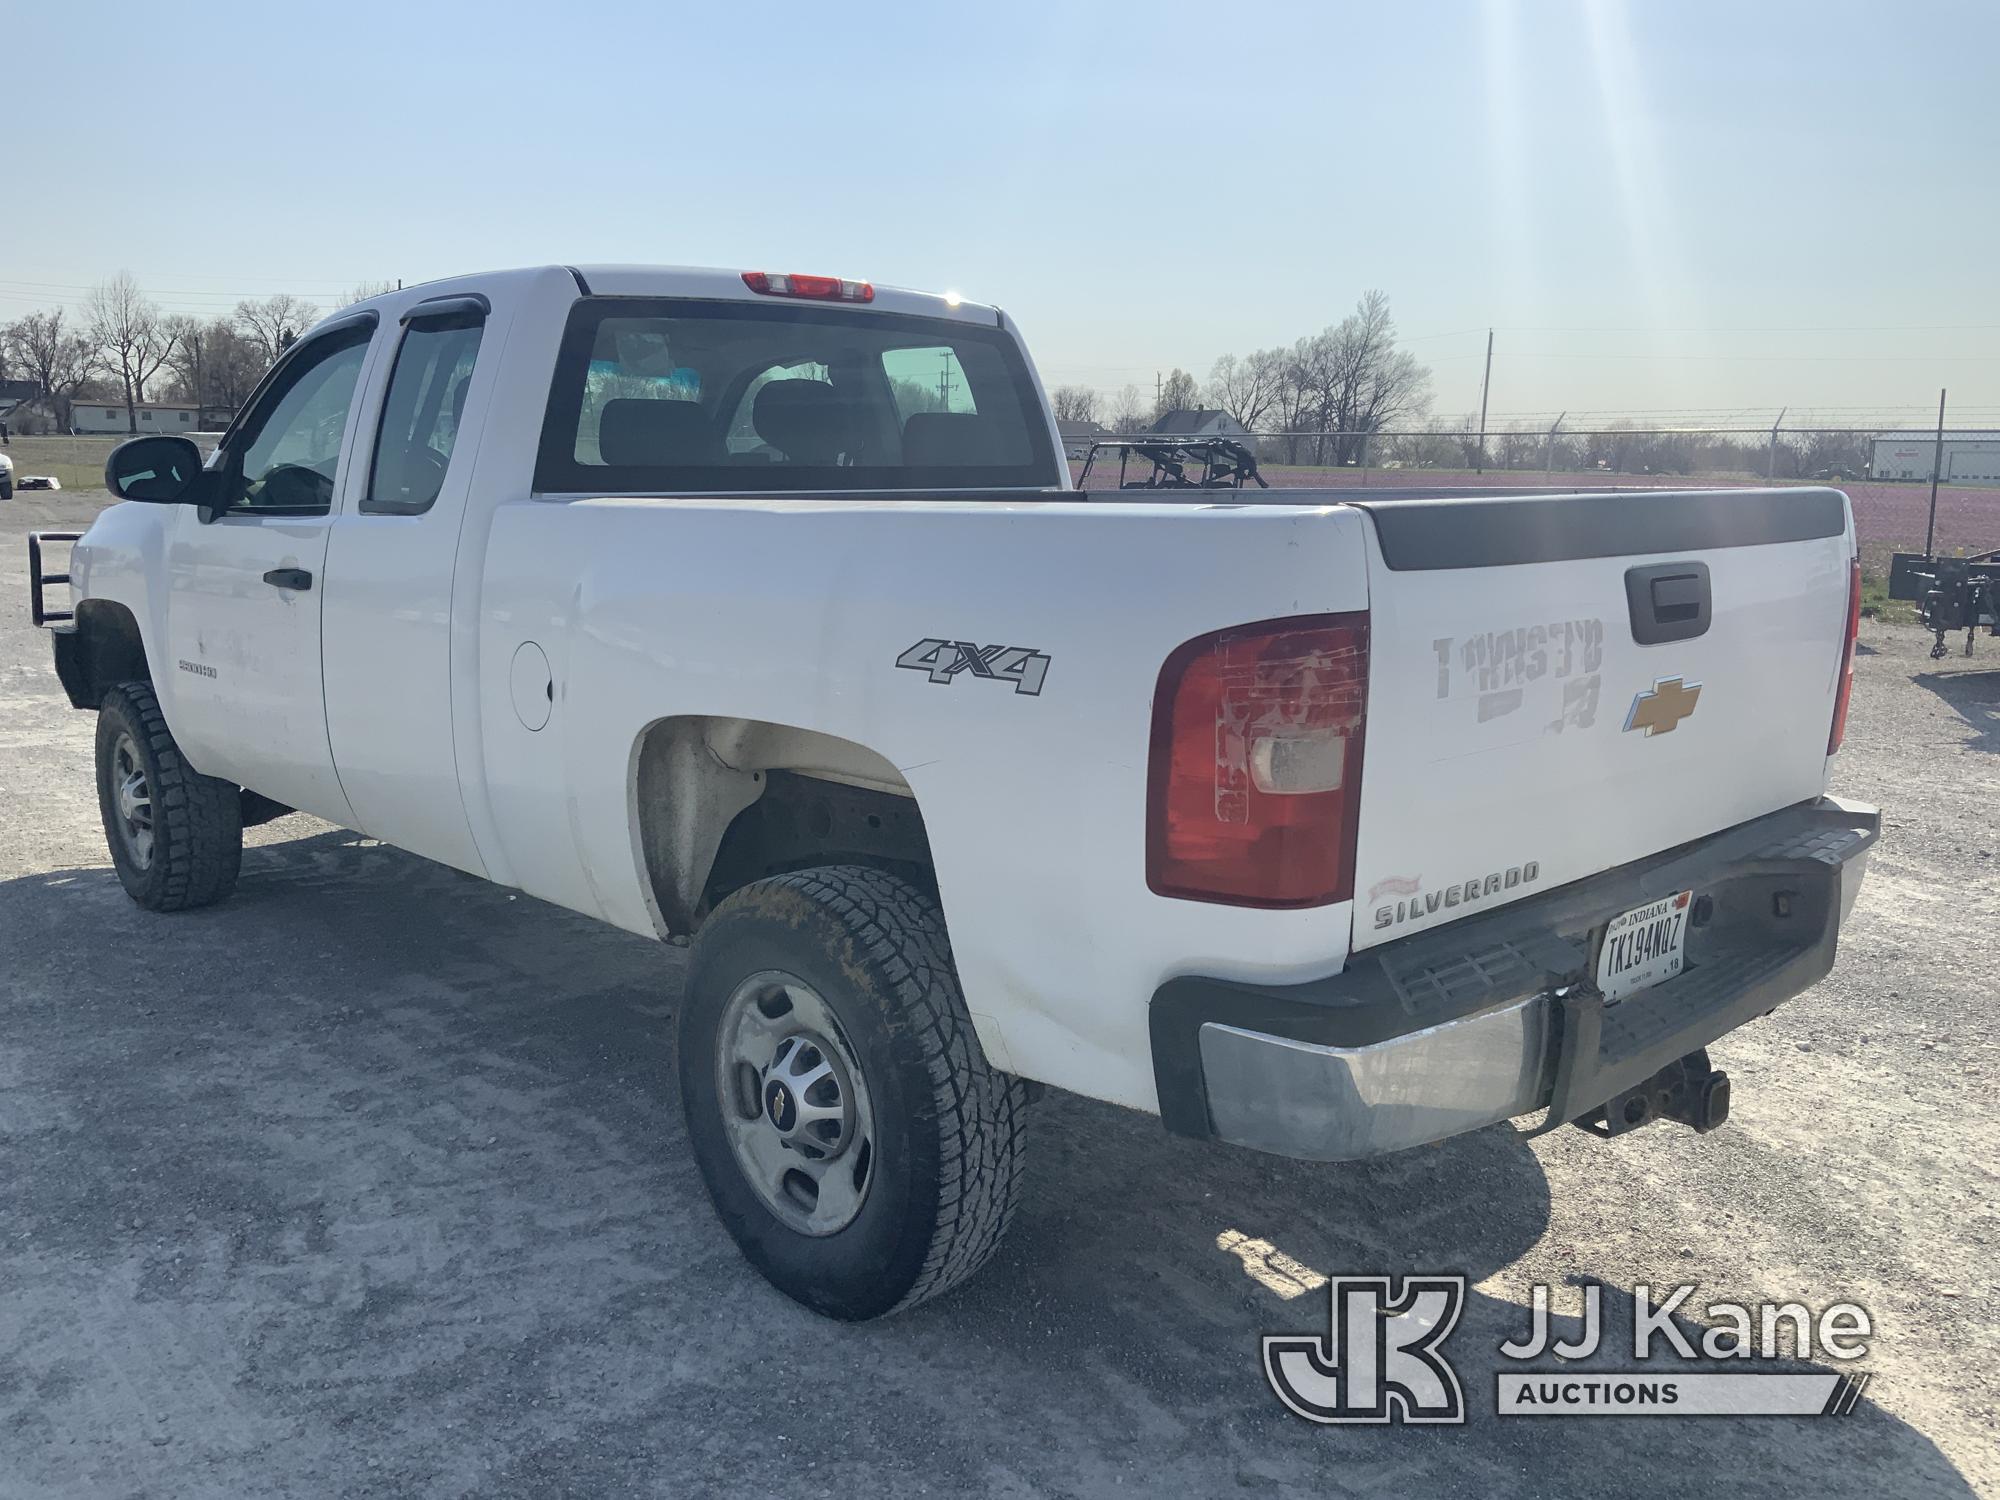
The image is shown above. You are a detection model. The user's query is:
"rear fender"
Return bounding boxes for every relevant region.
[631,715,920,934]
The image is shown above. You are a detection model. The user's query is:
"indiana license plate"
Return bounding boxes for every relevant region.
[1596,891,1693,1002]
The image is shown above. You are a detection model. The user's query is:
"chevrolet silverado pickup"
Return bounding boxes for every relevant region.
[29,264,1877,1319]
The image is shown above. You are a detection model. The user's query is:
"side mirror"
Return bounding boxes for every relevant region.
[105,435,205,504]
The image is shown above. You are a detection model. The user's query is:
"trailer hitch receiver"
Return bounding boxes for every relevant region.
[1574,1048,1731,1138]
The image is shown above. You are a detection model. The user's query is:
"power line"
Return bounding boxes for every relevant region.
[1406,321,2000,337]
[0,277,363,296]
[1449,350,2000,363]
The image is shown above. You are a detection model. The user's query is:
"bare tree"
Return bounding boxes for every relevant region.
[157,315,271,423]
[1107,383,1147,433]
[1382,414,1468,470]
[1271,335,1325,463]
[1049,385,1098,423]
[233,294,321,364]
[208,320,265,410]
[88,273,180,433]
[1314,291,1431,463]
[1453,413,1485,469]
[341,280,398,307]
[891,378,944,416]
[161,315,205,406]
[5,309,100,433]
[1155,368,1199,420]
[1207,349,1284,433]
[1242,292,1432,465]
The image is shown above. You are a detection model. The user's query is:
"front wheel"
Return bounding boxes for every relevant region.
[679,866,1028,1320]
[95,682,242,911]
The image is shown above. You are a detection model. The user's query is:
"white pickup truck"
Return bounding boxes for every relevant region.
[31,264,1877,1319]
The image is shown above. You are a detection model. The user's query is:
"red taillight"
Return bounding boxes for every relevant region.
[741,271,875,303]
[1147,613,1369,908]
[1828,555,1861,754]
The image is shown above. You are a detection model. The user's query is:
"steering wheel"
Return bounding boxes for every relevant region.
[405,445,449,489]
[254,463,334,509]
[374,445,449,510]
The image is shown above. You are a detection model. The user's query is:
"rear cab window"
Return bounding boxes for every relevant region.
[365,301,486,515]
[535,299,1058,494]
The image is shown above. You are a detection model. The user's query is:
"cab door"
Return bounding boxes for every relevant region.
[321,293,497,875]
[161,317,377,825]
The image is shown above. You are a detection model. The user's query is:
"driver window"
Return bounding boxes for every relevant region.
[223,328,371,512]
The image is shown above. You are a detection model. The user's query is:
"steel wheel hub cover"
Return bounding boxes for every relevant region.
[715,970,876,1237]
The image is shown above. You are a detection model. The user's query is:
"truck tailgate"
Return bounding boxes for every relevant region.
[1347,487,1854,948]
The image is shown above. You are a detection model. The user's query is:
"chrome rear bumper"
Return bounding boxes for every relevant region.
[1151,797,1880,1162]
[1199,993,1551,1160]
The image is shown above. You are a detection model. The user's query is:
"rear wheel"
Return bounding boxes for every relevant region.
[95,682,242,911]
[679,865,1027,1319]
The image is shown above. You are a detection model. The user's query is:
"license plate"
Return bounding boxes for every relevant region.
[1596,890,1693,1002]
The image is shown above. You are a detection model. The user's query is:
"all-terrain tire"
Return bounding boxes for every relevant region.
[95,682,242,911]
[679,865,1028,1320]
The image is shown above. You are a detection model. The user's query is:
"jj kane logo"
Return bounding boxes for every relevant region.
[1263,1276,1467,1424]
[1263,1275,1875,1424]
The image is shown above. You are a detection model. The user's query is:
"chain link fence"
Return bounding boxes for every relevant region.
[1084,425,1962,488]
[1070,426,2000,566]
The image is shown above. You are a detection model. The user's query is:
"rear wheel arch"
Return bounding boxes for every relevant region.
[630,715,935,936]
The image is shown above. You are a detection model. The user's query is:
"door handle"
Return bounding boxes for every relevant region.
[1624,561,1710,644]
[263,567,313,591]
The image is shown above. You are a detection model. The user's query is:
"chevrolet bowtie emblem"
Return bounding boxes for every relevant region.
[1624,676,1703,736]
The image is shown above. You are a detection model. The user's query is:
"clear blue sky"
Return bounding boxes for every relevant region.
[8,0,1997,426]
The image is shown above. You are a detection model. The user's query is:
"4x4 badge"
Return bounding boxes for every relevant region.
[897,638,1050,697]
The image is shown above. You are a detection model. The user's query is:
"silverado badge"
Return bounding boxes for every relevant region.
[1623,676,1702,737]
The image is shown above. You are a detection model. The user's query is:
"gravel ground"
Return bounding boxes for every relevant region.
[2,490,1996,1499]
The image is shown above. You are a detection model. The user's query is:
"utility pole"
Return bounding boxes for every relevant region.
[1924,387,1947,557]
[1155,370,1163,421]
[1543,411,1565,478]
[937,351,955,410]
[1475,329,1493,475]
[1767,407,1787,480]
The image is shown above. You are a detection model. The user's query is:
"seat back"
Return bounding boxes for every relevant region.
[598,399,722,466]
[753,379,861,465]
[902,411,1005,467]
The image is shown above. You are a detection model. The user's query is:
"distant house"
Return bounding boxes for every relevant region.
[68,401,203,435]
[0,379,38,433]
[1145,408,1253,443]
[1056,417,1109,457]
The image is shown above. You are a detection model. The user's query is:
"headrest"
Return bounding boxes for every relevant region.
[753,379,852,465]
[900,414,1008,468]
[901,411,1003,468]
[598,399,720,466]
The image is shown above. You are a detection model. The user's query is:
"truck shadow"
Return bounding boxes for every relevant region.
[1914,666,2000,754]
[0,826,1976,1499]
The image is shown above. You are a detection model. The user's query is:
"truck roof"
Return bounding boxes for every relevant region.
[337,264,1003,329]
